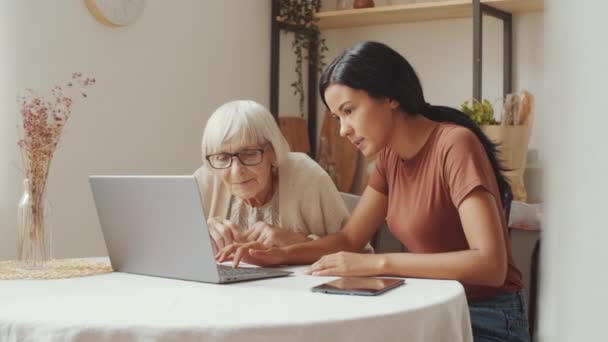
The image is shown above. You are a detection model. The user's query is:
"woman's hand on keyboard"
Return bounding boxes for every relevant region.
[208,217,244,254]
[243,222,309,247]
[216,241,287,268]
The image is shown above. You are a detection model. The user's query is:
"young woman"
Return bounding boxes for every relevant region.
[218,42,530,342]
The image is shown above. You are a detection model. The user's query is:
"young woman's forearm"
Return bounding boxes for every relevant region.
[379,249,507,287]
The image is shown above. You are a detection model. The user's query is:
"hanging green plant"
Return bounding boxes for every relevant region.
[278,0,328,117]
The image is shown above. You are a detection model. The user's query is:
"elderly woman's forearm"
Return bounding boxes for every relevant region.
[282,232,357,265]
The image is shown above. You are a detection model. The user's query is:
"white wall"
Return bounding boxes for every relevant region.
[278,5,544,151]
[0,1,271,260]
[538,1,608,340]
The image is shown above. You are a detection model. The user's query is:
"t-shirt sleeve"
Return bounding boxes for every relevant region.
[368,149,389,195]
[444,128,498,208]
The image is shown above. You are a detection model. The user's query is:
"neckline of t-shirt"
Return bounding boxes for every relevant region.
[399,122,441,166]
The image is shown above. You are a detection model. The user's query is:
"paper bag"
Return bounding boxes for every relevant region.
[481,125,531,202]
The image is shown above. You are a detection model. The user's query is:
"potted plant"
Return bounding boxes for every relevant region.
[460,98,498,125]
[278,0,328,117]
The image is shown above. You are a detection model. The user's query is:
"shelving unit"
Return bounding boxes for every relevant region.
[270,0,544,157]
[314,0,543,29]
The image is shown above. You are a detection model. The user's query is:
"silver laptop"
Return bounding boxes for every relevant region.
[89,175,292,283]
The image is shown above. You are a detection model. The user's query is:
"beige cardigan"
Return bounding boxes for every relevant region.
[193,152,349,237]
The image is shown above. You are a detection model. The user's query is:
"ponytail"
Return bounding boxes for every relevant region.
[422,105,513,211]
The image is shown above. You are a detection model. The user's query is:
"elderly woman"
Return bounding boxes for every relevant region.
[194,100,349,253]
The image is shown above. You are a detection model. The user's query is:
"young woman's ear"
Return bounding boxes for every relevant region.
[387,98,400,110]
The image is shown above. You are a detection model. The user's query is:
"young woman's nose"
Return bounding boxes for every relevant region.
[339,119,353,138]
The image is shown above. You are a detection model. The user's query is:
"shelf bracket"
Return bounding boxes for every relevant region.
[270,0,280,120]
[473,0,513,101]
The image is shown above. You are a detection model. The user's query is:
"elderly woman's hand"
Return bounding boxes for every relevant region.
[244,222,310,247]
[216,241,288,268]
[207,217,244,253]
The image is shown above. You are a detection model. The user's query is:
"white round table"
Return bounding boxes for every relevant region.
[0,262,473,342]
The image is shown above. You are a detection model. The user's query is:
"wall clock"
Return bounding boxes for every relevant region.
[85,0,147,27]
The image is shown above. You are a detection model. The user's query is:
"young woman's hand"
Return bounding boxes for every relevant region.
[207,217,243,253]
[244,222,310,247]
[303,251,385,277]
[216,241,288,268]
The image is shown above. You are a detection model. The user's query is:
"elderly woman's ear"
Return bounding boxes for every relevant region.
[268,148,278,168]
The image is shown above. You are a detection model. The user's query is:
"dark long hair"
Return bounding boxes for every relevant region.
[319,41,512,209]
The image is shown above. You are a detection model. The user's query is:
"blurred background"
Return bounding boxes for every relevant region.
[1,1,606,340]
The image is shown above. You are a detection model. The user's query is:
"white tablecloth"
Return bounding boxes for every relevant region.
[0,261,473,342]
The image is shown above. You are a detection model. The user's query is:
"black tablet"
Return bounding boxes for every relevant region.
[311,277,405,296]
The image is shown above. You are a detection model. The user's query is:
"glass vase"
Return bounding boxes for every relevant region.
[17,178,52,268]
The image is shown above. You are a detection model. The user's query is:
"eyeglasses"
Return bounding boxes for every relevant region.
[206,145,270,169]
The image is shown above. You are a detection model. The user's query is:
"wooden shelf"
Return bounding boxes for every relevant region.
[482,0,543,13]
[315,0,543,29]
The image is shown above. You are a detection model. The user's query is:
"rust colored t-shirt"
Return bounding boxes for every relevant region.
[369,123,523,301]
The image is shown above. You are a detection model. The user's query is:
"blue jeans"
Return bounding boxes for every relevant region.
[469,291,531,342]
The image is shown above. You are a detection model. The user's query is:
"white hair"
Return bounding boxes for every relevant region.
[201,100,290,168]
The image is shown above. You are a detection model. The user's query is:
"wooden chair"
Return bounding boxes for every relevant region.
[529,239,540,341]
[278,117,310,154]
[318,111,359,193]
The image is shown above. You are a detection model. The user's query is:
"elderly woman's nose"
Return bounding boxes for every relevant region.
[229,157,243,172]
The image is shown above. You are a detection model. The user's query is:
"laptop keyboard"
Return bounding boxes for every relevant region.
[217,265,269,276]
